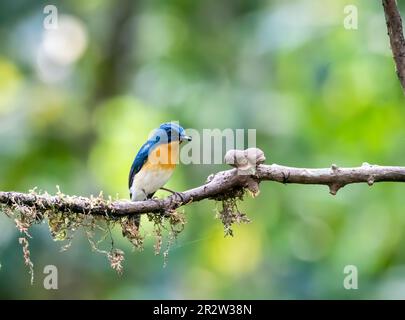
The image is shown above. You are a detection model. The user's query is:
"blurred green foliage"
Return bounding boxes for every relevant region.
[1,0,405,299]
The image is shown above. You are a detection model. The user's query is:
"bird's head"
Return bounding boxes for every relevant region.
[149,122,192,145]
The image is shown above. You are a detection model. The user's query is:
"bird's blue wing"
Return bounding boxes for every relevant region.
[128,140,155,191]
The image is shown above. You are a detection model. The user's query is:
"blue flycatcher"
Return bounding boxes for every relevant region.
[128,122,192,229]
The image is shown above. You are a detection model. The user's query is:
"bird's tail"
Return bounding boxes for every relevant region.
[128,192,154,232]
[128,191,141,229]
[122,191,155,249]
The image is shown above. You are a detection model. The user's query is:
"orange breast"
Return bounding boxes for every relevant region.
[143,141,180,170]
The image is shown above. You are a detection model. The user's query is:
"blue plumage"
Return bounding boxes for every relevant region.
[128,139,154,191]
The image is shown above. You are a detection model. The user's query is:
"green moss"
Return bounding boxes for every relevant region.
[214,188,251,237]
[0,188,191,279]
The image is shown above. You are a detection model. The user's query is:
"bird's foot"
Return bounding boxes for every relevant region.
[160,187,185,203]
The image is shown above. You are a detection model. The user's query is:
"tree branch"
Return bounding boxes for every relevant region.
[382,0,405,93]
[1,162,405,217]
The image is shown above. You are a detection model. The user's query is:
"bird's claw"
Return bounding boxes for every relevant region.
[173,191,185,203]
[159,187,185,203]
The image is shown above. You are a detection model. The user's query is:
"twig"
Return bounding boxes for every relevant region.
[382,0,405,93]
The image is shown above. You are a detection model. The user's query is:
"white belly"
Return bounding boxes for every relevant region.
[130,167,175,201]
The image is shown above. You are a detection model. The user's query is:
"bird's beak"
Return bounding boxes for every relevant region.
[181,135,192,142]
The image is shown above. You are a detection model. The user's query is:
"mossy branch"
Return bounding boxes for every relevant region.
[2,148,405,278]
[1,159,405,217]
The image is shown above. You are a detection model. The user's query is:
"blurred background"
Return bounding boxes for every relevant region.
[1,0,405,299]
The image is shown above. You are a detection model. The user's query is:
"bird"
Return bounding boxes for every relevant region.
[128,122,192,230]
